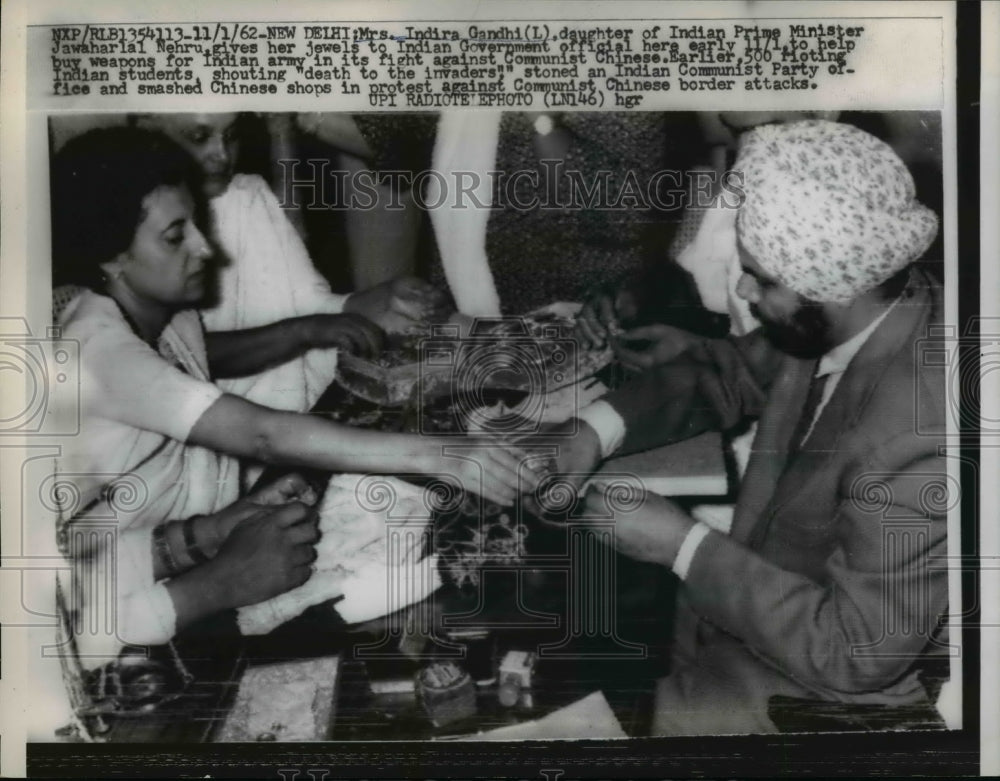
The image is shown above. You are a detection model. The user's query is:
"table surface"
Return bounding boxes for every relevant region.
[597,430,728,496]
[98,367,725,742]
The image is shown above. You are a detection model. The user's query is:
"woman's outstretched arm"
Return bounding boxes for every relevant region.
[187,393,539,507]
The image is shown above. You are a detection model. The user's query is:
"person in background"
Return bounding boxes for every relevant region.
[424,111,708,316]
[293,112,440,291]
[137,112,449,417]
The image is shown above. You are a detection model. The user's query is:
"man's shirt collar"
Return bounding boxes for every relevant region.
[816,295,901,378]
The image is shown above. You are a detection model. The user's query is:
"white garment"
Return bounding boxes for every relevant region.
[672,197,761,524]
[427,111,503,316]
[576,400,626,459]
[202,174,348,412]
[675,198,759,336]
[54,290,240,666]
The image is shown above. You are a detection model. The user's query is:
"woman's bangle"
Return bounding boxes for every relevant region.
[153,523,180,578]
[182,515,210,565]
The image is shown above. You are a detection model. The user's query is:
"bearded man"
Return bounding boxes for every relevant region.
[537,120,949,735]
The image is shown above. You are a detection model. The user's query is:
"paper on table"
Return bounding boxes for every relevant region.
[590,431,728,497]
[454,691,626,741]
[336,554,442,625]
[237,473,439,634]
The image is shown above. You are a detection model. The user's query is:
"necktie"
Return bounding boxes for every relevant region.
[742,370,830,550]
[791,372,831,449]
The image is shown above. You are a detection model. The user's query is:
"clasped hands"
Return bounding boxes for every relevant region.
[198,428,693,613]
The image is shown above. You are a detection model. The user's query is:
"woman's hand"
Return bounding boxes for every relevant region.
[305,313,385,358]
[344,275,451,333]
[421,436,541,507]
[612,323,701,371]
[206,501,320,609]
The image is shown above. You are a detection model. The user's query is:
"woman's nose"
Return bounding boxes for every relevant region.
[735,273,759,303]
[188,226,213,259]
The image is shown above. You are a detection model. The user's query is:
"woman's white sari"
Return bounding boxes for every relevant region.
[52,289,439,667]
[53,290,240,668]
[201,173,347,412]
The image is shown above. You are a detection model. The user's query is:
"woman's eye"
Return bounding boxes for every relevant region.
[164,232,184,247]
[187,130,209,145]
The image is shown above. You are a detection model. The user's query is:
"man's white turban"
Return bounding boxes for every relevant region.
[735,120,938,303]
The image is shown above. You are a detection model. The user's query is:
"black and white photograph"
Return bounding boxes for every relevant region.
[1,1,994,778]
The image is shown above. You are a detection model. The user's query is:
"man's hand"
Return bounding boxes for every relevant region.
[166,500,321,628]
[305,313,385,358]
[612,323,701,371]
[575,283,639,349]
[583,486,694,567]
[205,501,321,609]
[345,275,451,333]
[519,418,603,519]
[206,315,383,379]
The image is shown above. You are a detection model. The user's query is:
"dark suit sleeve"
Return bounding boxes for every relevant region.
[681,444,949,694]
[601,329,783,455]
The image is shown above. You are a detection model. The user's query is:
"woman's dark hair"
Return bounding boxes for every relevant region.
[50,126,207,289]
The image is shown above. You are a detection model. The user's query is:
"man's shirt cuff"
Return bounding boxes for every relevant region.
[672,521,712,581]
[576,400,626,458]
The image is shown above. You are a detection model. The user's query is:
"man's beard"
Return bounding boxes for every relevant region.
[752,301,835,359]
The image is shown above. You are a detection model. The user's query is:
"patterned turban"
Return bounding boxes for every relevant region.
[735,120,938,303]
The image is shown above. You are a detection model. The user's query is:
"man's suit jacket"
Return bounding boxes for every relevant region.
[601,268,948,733]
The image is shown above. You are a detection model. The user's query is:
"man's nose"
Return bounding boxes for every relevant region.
[735,273,759,303]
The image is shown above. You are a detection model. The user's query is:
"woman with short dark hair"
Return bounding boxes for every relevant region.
[50,127,536,671]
